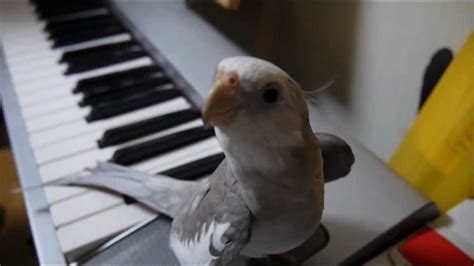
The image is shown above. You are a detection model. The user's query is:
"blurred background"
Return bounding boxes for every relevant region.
[190,0,473,161]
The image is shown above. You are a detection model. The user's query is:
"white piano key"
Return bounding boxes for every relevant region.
[18,82,76,107]
[39,149,113,183]
[15,75,73,96]
[1,22,46,36]
[8,55,63,74]
[9,58,63,75]
[51,191,124,228]
[6,33,133,67]
[15,57,153,96]
[26,116,86,142]
[3,41,52,58]
[28,98,190,148]
[22,94,82,119]
[0,24,45,39]
[56,204,155,260]
[34,132,98,165]
[5,38,59,58]
[11,64,68,84]
[26,106,90,133]
[34,119,203,165]
[6,49,62,66]
[45,186,88,205]
[2,31,49,45]
[2,40,51,56]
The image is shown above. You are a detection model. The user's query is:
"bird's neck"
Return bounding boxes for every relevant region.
[216,126,323,214]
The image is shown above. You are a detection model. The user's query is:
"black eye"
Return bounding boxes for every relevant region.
[262,88,279,103]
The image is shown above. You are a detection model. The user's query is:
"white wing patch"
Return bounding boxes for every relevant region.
[170,221,231,265]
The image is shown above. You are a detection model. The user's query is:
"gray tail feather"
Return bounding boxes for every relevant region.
[55,162,207,218]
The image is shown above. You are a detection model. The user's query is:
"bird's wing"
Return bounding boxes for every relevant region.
[170,193,252,266]
[316,133,355,183]
[170,160,253,265]
[55,162,209,218]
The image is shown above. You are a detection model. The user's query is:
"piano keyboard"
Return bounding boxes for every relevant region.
[0,0,224,261]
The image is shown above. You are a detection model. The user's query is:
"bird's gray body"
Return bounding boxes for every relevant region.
[58,130,351,265]
[169,124,324,264]
[54,56,355,265]
[170,160,252,265]
[214,124,324,258]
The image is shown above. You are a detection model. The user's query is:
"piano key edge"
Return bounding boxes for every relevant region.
[0,43,67,264]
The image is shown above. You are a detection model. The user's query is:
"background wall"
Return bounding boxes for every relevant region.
[193,1,474,161]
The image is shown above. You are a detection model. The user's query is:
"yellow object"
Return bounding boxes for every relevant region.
[390,32,474,213]
[215,0,240,10]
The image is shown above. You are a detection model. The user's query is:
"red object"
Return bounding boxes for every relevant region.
[399,228,473,266]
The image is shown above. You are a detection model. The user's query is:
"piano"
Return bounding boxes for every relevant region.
[0,0,439,264]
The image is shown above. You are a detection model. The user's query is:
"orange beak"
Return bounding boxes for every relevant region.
[202,71,241,127]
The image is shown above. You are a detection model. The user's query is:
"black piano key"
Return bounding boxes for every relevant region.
[79,76,171,107]
[64,46,146,74]
[36,6,105,21]
[60,41,137,63]
[73,65,161,94]
[123,153,225,204]
[34,1,106,20]
[98,109,202,148]
[52,24,126,48]
[111,126,215,166]
[160,153,225,180]
[45,14,117,34]
[86,89,181,122]
[85,85,171,110]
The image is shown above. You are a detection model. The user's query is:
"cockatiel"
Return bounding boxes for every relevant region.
[58,56,354,265]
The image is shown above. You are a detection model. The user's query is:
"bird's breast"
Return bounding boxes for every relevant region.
[242,180,324,256]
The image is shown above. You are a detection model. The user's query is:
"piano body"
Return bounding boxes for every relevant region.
[0,0,440,264]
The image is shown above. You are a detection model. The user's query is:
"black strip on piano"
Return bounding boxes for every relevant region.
[32,0,105,18]
[33,0,106,20]
[86,88,181,122]
[98,108,201,148]
[52,23,126,48]
[62,42,147,74]
[45,14,118,35]
[60,40,136,62]
[73,65,162,94]
[111,126,215,166]
[79,76,171,107]
[160,153,225,180]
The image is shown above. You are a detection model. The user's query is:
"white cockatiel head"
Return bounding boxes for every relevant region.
[203,56,317,172]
